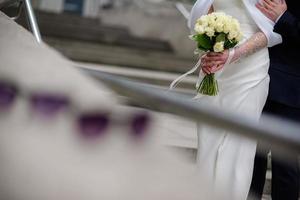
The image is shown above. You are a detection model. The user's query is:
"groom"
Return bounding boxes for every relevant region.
[250,0,300,199]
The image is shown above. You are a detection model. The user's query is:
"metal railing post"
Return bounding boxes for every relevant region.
[23,0,41,43]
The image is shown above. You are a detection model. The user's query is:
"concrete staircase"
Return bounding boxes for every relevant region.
[34,11,173,52]
[9,9,197,74]
[15,10,174,52]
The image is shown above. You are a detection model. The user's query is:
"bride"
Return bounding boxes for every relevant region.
[185,0,282,199]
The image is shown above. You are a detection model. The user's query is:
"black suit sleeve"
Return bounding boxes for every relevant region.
[274,11,300,44]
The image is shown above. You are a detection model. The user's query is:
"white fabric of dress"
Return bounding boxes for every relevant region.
[194,0,270,199]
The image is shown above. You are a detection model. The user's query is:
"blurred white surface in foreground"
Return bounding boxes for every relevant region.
[0,11,208,200]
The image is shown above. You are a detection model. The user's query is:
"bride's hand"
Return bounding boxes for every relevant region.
[201,50,229,74]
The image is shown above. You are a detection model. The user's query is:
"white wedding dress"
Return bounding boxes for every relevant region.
[194,0,270,199]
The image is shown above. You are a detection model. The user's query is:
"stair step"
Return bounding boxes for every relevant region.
[46,37,196,74]
[35,10,102,28]
[75,62,197,93]
[41,22,172,52]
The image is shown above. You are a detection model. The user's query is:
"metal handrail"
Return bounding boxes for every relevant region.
[82,68,300,158]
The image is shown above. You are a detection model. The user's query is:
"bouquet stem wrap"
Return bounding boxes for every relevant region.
[197,73,218,96]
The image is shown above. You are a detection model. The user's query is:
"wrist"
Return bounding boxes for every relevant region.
[225,48,235,65]
[231,46,242,63]
[275,11,286,23]
[274,10,293,34]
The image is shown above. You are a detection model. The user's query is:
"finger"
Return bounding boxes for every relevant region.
[210,65,224,73]
[256,2,264,9]
[257,5,273,16]
[201,61,213,68]
[220,52,229,60]
[262,7,275,19]
[209,65,217,72]
[281,0,287,6]
[200,54,207,60]
[202,65,213,73]
[201,55,209,62]
[261,0,278,12]
[203,61,225,67]
[202,67,211,75]
[203,56,224,62]
[263,0,276,7]
[261,2,273,10]
[256,4,275,18]
[206,52,222,57]
[202,62,218,69]
[202,64,213,71]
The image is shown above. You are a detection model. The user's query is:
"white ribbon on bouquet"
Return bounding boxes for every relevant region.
[169,57,203,91]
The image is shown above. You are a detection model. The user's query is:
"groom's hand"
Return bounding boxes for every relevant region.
[256,0,287,22]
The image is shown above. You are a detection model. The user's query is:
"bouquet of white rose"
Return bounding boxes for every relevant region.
[190,12,243,96]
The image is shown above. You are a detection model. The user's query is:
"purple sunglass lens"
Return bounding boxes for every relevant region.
[131,113,151,138]
[30,93,70,117]
[0,81,18,110]
[78,113,109,138]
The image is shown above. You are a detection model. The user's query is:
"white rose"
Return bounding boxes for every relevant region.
[195,20,208,27]
[215,23,224,33]
[214,12,223,17]
[194,24,205,34]
[223,23,231,34]
[205,27,215,37]
[198,15,208,24]
[215,15,225,24]
[207,17,216,26]
[228,30,238,40]
[213,41,225,52]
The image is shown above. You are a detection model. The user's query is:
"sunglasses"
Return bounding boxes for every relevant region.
[0,80,151,139]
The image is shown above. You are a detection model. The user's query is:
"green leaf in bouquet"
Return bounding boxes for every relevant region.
[189,35,198,41]
[224,38,238,49]
[197,44,210,51]
[216,33,226,43]
[194,34,213,51]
